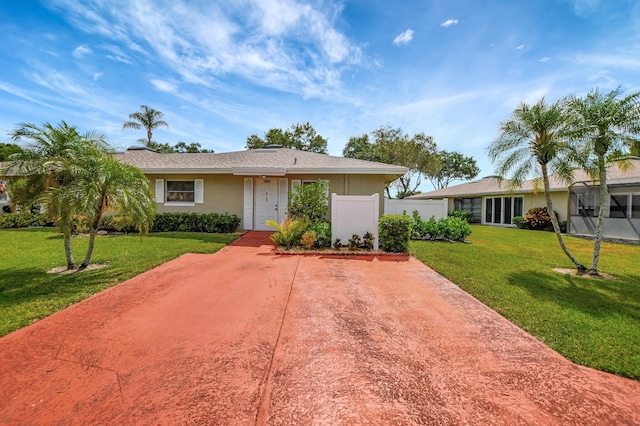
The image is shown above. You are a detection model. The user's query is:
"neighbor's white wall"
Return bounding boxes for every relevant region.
[384,198,448,220]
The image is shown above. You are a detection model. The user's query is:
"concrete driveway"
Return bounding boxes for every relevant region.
[1,231,638,425]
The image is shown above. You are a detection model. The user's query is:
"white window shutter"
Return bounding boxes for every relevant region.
[278,178,288,223]
[155,179,164,203]
[243,178,254,230]
[194,179,204,203]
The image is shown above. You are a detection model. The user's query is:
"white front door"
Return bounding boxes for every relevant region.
[254,178,280,230]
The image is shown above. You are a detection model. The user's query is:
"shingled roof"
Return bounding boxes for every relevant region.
[410,158,640,199]
[114,146,409,177]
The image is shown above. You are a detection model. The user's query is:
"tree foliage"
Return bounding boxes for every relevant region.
[7,121,155,270]
[488,98,587,273]
[565,87,640,274]
[343,126,439,198]
[426,150,480,189]
[123,105,169,147]
[147,141,214,153]
[246,122,328,154]
[287,181,329,223]
[0,143,23,161]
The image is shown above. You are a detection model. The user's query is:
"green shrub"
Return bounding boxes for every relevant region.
[512,216,529,229]
[333,238,343,249]
[410,211,471,242]
[362,231,375,250]
[524,207,558,232]
[0,212,55,229]
[267,217,309,249]
[379,214,412,253]
[448,210,473,223]
[559,220,567,233]
[300,230,316,250]
[98,215,140,233]
[348,234,362,250]
[151,212,241,233]
[306,221,331,248]
[288,181,329,222]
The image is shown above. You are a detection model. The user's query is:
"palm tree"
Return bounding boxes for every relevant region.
[565,87,640,274]
[488,98,587,273]
[122,105,169,147]
[73,148,155,270]
[6,122,107,269]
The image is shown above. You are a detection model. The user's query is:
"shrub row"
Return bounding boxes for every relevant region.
[151,212,241,233]
[0,212,241,234]
[411,211,471,242]
[0,212,55,229]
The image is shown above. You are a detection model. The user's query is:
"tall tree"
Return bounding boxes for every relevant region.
[565,87,640,274]
[0,143,22,161]
[123,105,169,147]
[344,126,439,198]
[73,147,155,270]
[342,134,380,162]
[246,122,328,154]
[7,122,107,269]
[488,98,587,274]
[426,150,480,189]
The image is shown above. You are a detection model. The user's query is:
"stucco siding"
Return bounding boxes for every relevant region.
[148,174,245,217]
[524,191,570,221]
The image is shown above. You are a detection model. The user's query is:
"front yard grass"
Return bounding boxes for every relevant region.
[410,225,640,380]
[0,228,239,337]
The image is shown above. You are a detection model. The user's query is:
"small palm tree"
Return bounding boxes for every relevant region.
[73,148,156,270]
[7,121,107,269]
[123,105,169,147]
[565,87,640,274]
[488,98,587,273]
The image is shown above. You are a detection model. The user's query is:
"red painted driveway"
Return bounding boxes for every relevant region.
[1,231,638,425]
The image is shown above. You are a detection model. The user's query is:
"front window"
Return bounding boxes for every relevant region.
[166,181,195,202]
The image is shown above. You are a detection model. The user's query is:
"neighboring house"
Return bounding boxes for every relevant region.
[116,146,408,231]
[409,158,640,242]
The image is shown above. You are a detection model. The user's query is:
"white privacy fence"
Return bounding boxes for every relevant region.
[331,193,379,250]
[384,198,448,220]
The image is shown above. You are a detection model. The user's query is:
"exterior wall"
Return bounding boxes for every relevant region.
[147,173,391,230]
[523,191,569,221]
[148,174,245,218]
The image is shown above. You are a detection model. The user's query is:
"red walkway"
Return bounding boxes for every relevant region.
[1,231,638,424]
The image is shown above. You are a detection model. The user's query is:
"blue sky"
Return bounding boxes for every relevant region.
[1,0,640,189]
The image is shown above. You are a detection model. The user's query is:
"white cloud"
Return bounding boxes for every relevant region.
[150,79,178,93]
[93,72,103,81]
[72,45,92,57]
[539,57,551,62]
[393,29,414,45]
[516,44,525,50]
[440,19,458,28]
[48,0,362,99]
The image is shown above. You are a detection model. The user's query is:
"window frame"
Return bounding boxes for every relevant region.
[156,178,204,206]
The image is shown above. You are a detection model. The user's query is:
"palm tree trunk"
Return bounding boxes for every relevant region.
[542,165,587,273]
[79,212,102,270]
[64,235,76,270]
[590,156,609,275]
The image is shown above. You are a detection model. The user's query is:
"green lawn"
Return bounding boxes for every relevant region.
[410,225,640,380]
[0,228,239,337]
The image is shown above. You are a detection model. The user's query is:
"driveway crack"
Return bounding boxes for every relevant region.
[253,255,300,425]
